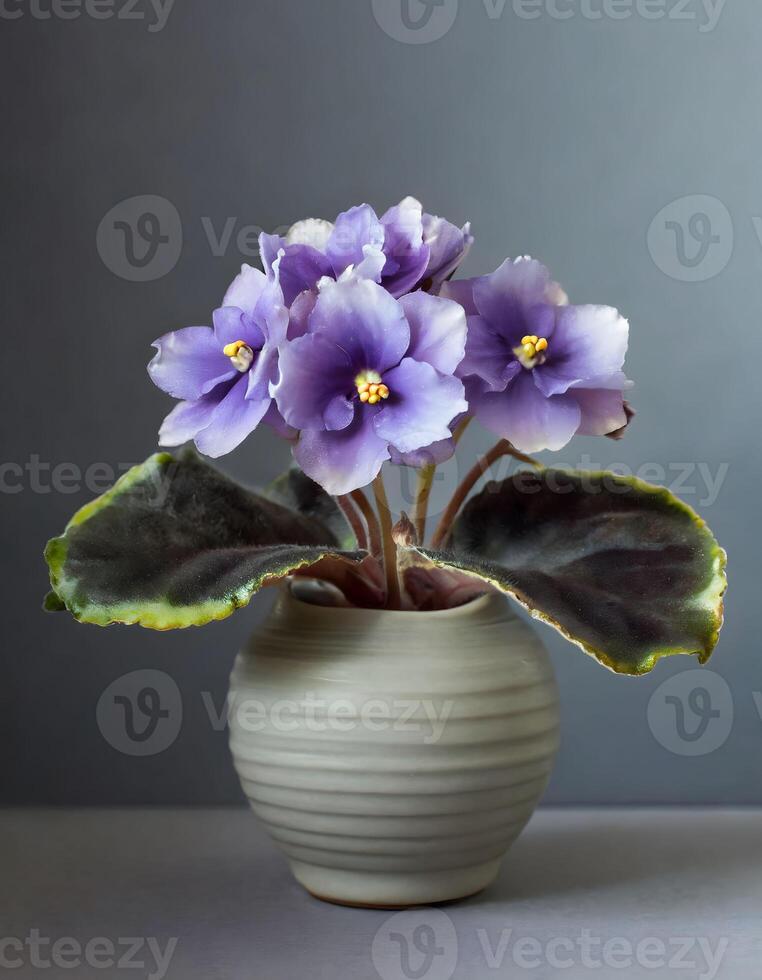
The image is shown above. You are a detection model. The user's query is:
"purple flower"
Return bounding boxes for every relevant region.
[272,276,469,495]
[421,211,473,292]
[148,262,290,457]
[259,197,471,307]
[444,258,630,453]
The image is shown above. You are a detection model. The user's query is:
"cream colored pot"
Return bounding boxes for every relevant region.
[228,589,559,908]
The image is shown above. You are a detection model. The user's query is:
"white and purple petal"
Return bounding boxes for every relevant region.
[569,387,629,437]
[245,343,279,403]
[473,258,552,338]
[388,437,456,468]
[422,213,473,291]
[470,370,581,453]
[212,307,266,352]
[326,204,385,278]
[533,305,629,398]
[457,314,519,392]
[158,391,222,448]
[272,333,354,431]
[148,326,235,401]
[262,400,297,440]
[274,244,333,307]
[294,412,391,497]
[399,291,467,375]
[373,358,468,455]
[192,376,272,458]
[440,276,479,316]
[309,276,410,375]
[285,218,334,251]
[258,233,284,278]
[221,263,268,317]
[286,289,317,340]
[379,196,430,297]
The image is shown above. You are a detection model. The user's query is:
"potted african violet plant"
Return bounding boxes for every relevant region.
[45,197,727,908]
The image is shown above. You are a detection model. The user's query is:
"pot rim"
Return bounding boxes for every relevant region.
[281,586,507,624]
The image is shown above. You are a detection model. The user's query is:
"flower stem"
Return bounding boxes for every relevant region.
[430,439,542,550]
[349,488,382,558]
[412,416,474,546]
[452,415,473,447]
[413,464,436,545]
[337,495,367,550]
[372,472,401,608]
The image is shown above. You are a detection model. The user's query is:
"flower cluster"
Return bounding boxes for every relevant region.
[148,197,631,495]
[49,198,725,671]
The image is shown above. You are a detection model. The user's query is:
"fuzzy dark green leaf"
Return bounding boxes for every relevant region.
[404,469,727,675]
[44,451,365,629]
[267,465,355,549]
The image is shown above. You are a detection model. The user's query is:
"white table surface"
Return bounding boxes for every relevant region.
[1,807,759,979]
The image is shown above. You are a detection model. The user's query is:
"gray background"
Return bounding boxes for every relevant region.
[1,0,757,804]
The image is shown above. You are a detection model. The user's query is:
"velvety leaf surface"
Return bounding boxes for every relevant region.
[45,451,366,629]
[267,465,355,549]
[404,469,727,675]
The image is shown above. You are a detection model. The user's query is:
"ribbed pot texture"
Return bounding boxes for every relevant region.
[228,589,559,907]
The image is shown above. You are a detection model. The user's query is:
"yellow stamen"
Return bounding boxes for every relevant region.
[355,369,390,405]
[223,339,254,372]
[514,335,550,368]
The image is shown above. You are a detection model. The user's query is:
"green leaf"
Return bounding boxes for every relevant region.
[43,590,66,612]
[267,464,355,549]
[402,469,727,675]
[44,451,366,629]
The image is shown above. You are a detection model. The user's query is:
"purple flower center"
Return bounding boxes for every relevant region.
[354,369,390,405]
[513,334,550,370]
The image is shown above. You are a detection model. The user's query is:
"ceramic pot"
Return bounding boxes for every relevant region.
[228,589,559,908]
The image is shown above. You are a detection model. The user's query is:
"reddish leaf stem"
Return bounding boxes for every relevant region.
[372,472,401,608]
[349,488,382,558]
[337,495,367,550]
[430,439,541,550]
